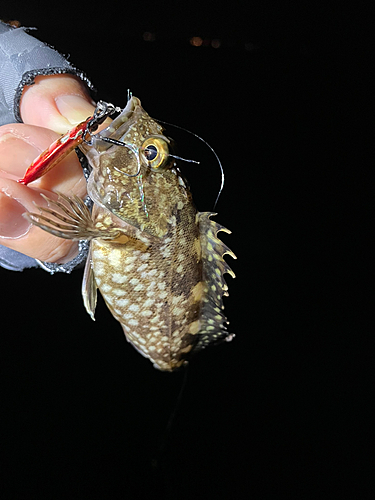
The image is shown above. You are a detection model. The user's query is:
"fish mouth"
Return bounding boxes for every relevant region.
[97,96,142,143]
[122,96,140,117]
[117,96,140,123]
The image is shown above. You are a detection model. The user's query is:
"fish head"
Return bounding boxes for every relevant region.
[83,97,192,238]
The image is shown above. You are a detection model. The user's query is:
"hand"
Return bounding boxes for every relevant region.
[0,74,103,263]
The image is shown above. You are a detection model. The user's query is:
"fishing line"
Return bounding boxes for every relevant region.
[152,366,189,494]
[168,154,200,164]
[92,136,199,174]
[158,366,189,455]
[155,119,225,210]
[92,136,142,177]
[151,118,224,483]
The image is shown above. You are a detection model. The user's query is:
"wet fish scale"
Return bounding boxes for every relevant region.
[92,199,202,370]
[24,97,236,371]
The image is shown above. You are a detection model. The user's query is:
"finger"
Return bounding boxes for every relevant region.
[0,177,78,263]
[20,74,110,135]
[0,123,86,263]
[0,123,86,196]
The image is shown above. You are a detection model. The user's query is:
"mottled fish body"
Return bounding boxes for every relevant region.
[25,97,236,371]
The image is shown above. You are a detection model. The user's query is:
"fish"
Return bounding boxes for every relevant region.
[24,97,236,371]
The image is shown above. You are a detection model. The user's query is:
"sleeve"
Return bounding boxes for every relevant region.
[0,20,92,272]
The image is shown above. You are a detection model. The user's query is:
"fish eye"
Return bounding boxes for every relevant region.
[140,137,170,170]
[144,145,158,161]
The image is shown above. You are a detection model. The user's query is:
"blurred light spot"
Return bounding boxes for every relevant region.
[211,39,221,49]
[190,37,203,47]
[143,32,156,42]
[203,39,210,47]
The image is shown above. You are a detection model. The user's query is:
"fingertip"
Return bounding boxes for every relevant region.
[20,74,96,134]
[0,178,78,262]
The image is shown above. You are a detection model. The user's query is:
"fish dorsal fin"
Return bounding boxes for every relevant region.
[193,212,236,352]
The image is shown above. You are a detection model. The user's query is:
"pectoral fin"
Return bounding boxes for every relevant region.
[82,244,97,321]
[24,192,121,241]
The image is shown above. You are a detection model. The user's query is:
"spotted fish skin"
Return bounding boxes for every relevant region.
[25,97,236,371]
[91,200,203,371]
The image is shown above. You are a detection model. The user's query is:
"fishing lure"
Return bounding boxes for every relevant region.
[20,97,236,371]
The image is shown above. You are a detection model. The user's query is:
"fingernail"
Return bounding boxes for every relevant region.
[0,193,30,238]
[55,95,95,125]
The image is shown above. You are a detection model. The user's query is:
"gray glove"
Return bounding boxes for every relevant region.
[0,21,93,272]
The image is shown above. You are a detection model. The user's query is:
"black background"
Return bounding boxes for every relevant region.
[0,3,373,499]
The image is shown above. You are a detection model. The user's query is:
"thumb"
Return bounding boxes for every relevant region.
[19,73,98,134]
